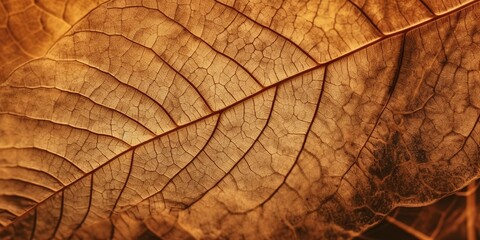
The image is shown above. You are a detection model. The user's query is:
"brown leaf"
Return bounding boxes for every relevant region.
[0,0,479,239]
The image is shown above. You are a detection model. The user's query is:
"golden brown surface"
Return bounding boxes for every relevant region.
[0,0,108,79]
[0,0,479,239]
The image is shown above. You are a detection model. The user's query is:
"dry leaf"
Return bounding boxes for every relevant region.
[0,0,479,239]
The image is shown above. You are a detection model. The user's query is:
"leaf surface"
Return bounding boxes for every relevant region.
[0,0,479,239]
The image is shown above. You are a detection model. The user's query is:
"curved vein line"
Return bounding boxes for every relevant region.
[110,151,134,215]
[59,0,67,23]
[239,66,327,214]
[4,3,34,16]
[0,208,17,219]
[2,85,156,136]
[31,3,70,25]
[0,194,38,205]
[113,5,265,88]
[50,191,64,239]
[450,114,480,159]
[329,33,407,204]
[0,147,85,174]
[184,87,278,208]
[1,166,64,187]
[3,27,36,58]
[142,113,222,205]
[345,0,384,35]
[66,30,215,112]
[0,147,86,174]
[42,0,110,56]
[47,58,178,127]
[67,175,93,239]
[213,0,319,64]
[29,209,37,240]
[0,112,130,146]
[0,178,57,192]
[418,0,437,16]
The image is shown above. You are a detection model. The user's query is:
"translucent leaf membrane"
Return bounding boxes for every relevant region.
[0,0,479,239]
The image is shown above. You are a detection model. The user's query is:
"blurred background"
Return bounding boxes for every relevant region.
[357,180,480,240]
